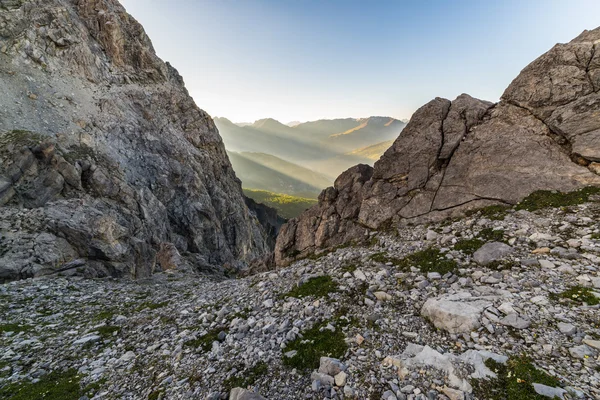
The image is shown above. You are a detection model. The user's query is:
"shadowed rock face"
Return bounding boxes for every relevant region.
[275,27,600,267]
[0,0,270,281]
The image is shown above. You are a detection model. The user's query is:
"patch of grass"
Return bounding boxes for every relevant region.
[284,275,338,299]
[591,233,600,240]
[230,307,253,321]
[550,286,599,306]
[0,323,32,334]
[148,389,164,400]
[516,187,600,212]
[94,310,116,322]
[0,368,82,400]
[97,325,121,339]
[404,248,458,274]
[82,377,107,397]
[466,204,510,220]
[369,252,402,264]
[341,263,358,273]
[222,361,269,391]
[478,228,506,242]
[454,238,484,255]
[282,321,348,371]
[472,356,560,400]
[243,189,317,219]
[371,249,458,274]
[486,260,519,270]
[184,328,226,353]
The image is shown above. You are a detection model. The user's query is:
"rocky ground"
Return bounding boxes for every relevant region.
[1,192,600,400]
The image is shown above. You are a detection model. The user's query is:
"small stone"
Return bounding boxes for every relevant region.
[374,291,392,301]
[318,357,346,376]
[473,242,513,265]
[334,371,347,387]
[532,383,567,399]
[557,323,577,336]
[582,339,600,350]
[263,299,273,308]
[538,260,556,269]
[569,345,596,359]
[353,270,367,281]
[499,314,530,329]
[426,230,439,241]
[355,334,364,345]
[119,351,136,362]
[532,247,551,254]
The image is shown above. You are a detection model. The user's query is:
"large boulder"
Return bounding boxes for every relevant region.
[275,27,600,267]
[0,0,270,281]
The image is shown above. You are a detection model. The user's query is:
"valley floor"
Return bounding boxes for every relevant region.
[1,201,600,399]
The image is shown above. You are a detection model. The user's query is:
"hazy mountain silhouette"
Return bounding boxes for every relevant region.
[227,151,333,198]
[215,116,405,180]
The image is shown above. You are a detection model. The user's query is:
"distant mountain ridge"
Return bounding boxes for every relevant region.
[227,151,333,198]
[214,116,406,179]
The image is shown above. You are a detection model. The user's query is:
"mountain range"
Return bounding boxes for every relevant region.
[215,116,406,188]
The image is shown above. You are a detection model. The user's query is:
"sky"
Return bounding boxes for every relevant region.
[120,0,600,123]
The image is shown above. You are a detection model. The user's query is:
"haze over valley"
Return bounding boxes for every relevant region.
[216,116,406,215]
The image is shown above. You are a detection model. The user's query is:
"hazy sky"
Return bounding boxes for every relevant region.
[120,0,600,123]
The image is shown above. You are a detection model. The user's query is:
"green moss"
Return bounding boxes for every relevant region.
[82,377,107,397]
[136,301,169,311]
[62,144,96,164]
[371,249,457,274]
[222,361,269,391]
[148,389,164,400]
[403,248,458,274]
[94,309,116,322]
[0,130,46,152]
[466,204,510,220]
[550,286,599,306]
[0,323,32,334]
[472,356,561,400]
[0,368,82,400]
[454,238,485,255]
[284,275,338,299]
[97,325,121,339]
[591,233,600,240]
[516,187,600,212]
[184,328,226,353]
[341,263,358,273]
[282,321,348,371]
[478,228,506,242]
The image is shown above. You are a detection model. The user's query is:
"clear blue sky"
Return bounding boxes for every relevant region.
[120,0,600,123]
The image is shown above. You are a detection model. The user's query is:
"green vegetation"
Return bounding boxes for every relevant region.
[370,248,458,275]
[0,130,46,152]
[0,369,82,400]
[0,323,32,334]
[516,187,600,212]
[62,144,97,164]
[243,189,317,219]
[184,328,226,353]
[282,321,348,371]
[478,228,506,242]
[454,238,485,255]
[472,356,560,400]
[97,325,121,339]
[284,275,338,299]
[222,361,269,391]
[550,286,599,306]
[466,204,510,220]
[148,389,164,400]
[136,301,169,311]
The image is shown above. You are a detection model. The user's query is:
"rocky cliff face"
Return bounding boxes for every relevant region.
[276,27,600,266]
[0,0,270,281]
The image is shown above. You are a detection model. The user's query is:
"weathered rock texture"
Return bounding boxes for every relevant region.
[0,0,270,281]
[276,27,600,266]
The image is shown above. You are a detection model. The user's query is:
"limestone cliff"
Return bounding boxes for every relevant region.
[0,0,270,281]
[276,27,600,266]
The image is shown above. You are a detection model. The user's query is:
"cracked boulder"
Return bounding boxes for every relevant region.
[275,27,600,267]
